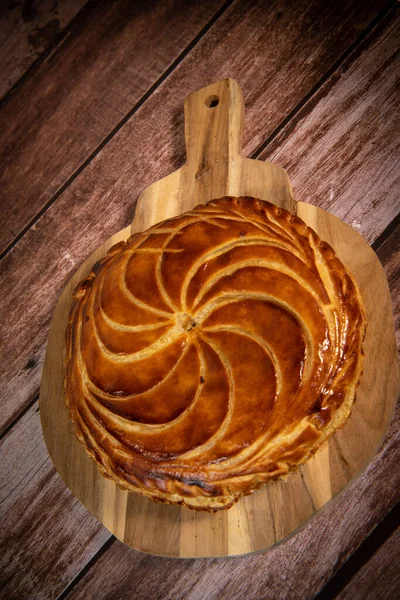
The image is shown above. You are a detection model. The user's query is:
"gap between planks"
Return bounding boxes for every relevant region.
[250,0,397,161]
[371,212,400,251]
[315,501,400,599]
[56,536,117,600]
[0,392,39,444]
[0,0,235,263]
[0,0,97,108]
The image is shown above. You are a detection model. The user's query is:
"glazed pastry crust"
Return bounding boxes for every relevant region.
[65,197,366,511]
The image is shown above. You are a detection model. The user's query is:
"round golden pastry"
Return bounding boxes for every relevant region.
[65,197,366,511]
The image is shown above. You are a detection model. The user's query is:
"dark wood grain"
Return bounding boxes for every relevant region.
[375,225,400,347]
[315,501,399,598]
[338,527,400,600]
[0,0,395,435]
[259,8,400,245]
[0,0,228,255]
[0,0,390,256]
[0,403,110,600]
[0,0,87,100]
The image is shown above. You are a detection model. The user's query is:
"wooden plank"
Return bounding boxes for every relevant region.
[0,0,389,255]
[375,226,400,347]
[259,8,400,246]
[0,403,110,600]
[0,0,228,255]
[338,528,400,600]
[0,0,87,100]
[0,1,395,433]
[55,404,400,600]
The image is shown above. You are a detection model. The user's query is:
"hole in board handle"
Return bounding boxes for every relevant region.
[205,95,219,108]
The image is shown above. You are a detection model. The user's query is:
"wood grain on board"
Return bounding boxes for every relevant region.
[0,0,228,254]
[338,527,400,600]
[0,0,87,100]
[0,0,390,254]
[39,78,399,559]
[0,1,397,436]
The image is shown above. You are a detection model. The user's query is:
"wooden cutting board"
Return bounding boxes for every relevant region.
[40,78,399,558]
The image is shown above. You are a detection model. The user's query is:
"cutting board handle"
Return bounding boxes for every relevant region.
[134,77,295,229]
[184,78,244,178]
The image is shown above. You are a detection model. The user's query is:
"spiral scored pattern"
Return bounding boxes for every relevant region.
[65,197,365,510]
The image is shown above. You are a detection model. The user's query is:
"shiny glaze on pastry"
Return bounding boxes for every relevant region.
[65,197,366,510]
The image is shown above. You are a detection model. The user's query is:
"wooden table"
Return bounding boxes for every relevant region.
[0,1,399,599]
